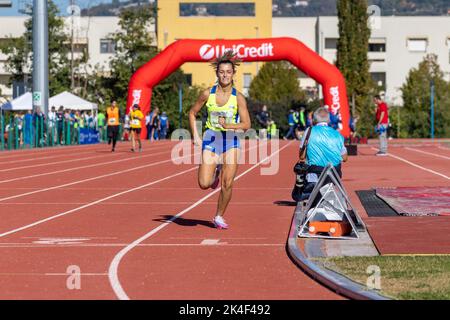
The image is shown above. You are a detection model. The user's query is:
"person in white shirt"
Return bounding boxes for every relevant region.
[47,106,57,144]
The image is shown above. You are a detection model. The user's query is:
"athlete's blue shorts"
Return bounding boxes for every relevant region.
[202,129,241,156]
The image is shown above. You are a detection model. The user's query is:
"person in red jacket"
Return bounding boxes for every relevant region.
[374,95,389,156]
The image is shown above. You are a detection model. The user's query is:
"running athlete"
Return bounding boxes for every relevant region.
[188,51,251,230]
[106,101,120,152]
[130,104,144,152]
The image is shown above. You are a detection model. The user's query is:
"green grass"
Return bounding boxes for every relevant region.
[313,256,450,300]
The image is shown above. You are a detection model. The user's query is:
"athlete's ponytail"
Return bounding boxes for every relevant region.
[210,50,242,74]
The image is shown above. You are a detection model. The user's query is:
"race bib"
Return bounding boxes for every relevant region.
[108,118,117,125]
[210,111,233,129]
[131,119,140,126]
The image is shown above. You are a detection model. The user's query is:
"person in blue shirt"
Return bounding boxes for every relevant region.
[23,110,33,146]
[284,109,296,140]
[299,106,348,178]
[159,111,169,140]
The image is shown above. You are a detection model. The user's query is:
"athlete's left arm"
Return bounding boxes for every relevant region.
[220,92,251,130]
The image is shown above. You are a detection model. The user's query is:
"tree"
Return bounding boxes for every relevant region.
[0,0,71,96]
[336,0,374,136]
[89,6,199,132]
[400,54,450,138]
[248,61,307,134]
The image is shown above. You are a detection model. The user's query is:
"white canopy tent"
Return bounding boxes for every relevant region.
[49,91,98,111]
[0,92,32,111]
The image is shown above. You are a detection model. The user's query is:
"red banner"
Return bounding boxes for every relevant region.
[127,37,350,138]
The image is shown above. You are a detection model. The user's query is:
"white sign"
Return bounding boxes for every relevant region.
[33,91,42,106]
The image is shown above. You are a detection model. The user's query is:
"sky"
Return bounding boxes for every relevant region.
[0,0,114,16]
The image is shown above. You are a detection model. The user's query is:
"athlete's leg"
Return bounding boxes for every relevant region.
[137,130,142,151]
[131,129,136,151]
[198,150,220,190]
[215,148,240,217]
[112,126,118,150]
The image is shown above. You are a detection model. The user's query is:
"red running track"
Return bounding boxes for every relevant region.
[345,143,450,255]
[1,139,448,299]
[0,140,341,300]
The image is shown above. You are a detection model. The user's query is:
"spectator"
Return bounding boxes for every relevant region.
[15,112,24,146]
[159,111,169,139]
[267,119,277,139]
[150,107,160,141]
[148,107,159,141]
[349,114,359,143]
[86,110,95,130]
[374,95,389,156]
[284,109,296,140]
[122,113,130,141]
[328,109,341,130]
[24,110,33,146]
[255,104,270,139]
[297,107,348,200]
[48,106,57,144]
[56,106,64,144]
[305,110,313,128]
[4,122,9,145]
[33,107,46,147]
[145,111,153,140]
[97,110,106,141]
[295,106,306,139]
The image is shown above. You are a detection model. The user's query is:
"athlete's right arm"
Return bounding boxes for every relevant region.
[189,88,209,146]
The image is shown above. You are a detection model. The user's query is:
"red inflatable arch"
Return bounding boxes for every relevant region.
[126,37,350,138]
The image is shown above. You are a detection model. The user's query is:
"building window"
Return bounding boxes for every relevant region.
[447,38,450,64]
[185,74,192,86]
[179,2,255,17]
[369,43,386,52]
[243,73,252,88]
[407,38,427,52]
[100,39,115,54]
[73,43,88,54]
[371,72,386,89]
[325,38,338,50]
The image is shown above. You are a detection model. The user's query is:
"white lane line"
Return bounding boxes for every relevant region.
[0,243,284,248]
[0,153,117,172]
[0,146,100,162]
[0,149,171,185]
[0,152,198,203]
[0,144,169,172]
[108,141,293,300]
[200,239,220,245]
[371,147,450,180]
[0,273,107,276]
[0,166,197,238]
[0,187,292,191]
[0,141,170,163]
[405,147,450,160]
[0,201,277,205]
[0,150,97,165]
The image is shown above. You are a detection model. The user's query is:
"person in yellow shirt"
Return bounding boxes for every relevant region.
[106,101,121,152]
[189,51,251,230]
[130,104,144,152]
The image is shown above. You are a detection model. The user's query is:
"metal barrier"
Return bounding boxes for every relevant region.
[0,113,118,151]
